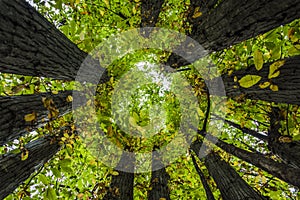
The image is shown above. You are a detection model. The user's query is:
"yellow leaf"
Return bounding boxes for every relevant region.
[66,143,73,149]
[268,60,285,79]
[192,11,202,18]
[261,176,267,184]
[111,171,119,176]
[238,75,261,88]
[132,6,137,15]
[197,107,205,117]
[66,95,73,102]
[24,112,37,122]
[110,76,114,84]
[100,9,105,16]
[270,84,279,92]
[278,136,292,143]
[104,0,109,7]
[107,125,113,137]
[159,198,166,200]
[21,149,29,161]
[288,28,295,39]
[259,81,270,89]
[52,90,58,94]
[77,193,84,199]
[253,50,264,71]
[86,99,92,106]
[129,116,137,126]
[234,76,238,82]
[192,7,202,18]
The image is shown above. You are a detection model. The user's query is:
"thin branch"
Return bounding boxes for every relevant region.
[212,114,268,141]
[191,153,216,200]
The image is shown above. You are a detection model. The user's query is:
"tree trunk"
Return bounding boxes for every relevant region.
[269,141,300,169]
[103,151,135,200]
[167,0,300,68]
[192,137,300,187]
[191,154,215,200]
[0,134,61,199]
[268,107,300,168]
[0,90,85,145]
[140,0,164,28]
[220,55,300,105]
[204,152,265,200]
[0,0,108,82]
[147,151,170,200]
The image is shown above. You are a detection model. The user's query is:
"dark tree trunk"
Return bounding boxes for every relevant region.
[0,90,85,145]
[191,154,215,200]
[269,141,300,169]
[192,137,300,187]
[167,0,300,68]
[192,0,300,51]
[103,151,135,200]
[0,135,61,199]
[140,0,164,28]
[268,107,300,168]
[220,55,300,105]
[204,152,265,200]
[0,0,108,82]
[147,151,170,200]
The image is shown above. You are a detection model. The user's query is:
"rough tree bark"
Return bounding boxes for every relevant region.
[103,151,135,200]
[268,107,300,168]
[0,0,108,82]
[192,0,300,51]
[140,0,164,37]
[147,150,170,200]
[0,90,85,145]
[204,152,265,200]
[191,154,215,200]
[0,134,62,199]
[140,0,164,28]
[219,55,300,105]
[167,0,300,68]
[192,137,300,187]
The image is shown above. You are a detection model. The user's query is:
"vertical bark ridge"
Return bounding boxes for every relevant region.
[103,151,135,200]
[147,150,170,200]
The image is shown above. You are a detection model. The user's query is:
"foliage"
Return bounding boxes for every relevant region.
[1,0,300,199]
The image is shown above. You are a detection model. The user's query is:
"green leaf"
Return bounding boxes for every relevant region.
[132,112,139,121]
[268,60,285,79]
[59,158,72,167]
[288,46,300,56]
[238,75,262,88]
[10,149,21,154]
[44,187,57,200]
[253,50,263,70]
[293,134,300,141]
[129,116,137,126]
[61,166,73,174]
[39,174,49,185]
[51,168,61,178]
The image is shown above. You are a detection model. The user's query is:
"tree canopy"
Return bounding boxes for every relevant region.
[1,0,300,199]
